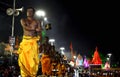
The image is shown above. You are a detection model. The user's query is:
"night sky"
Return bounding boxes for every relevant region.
[0,0,119,62]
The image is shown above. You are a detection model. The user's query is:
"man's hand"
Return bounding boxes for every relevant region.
[13,50,19,55]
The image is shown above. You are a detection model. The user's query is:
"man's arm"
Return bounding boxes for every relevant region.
[36,20,42,33]
[36,20,43,41]
[20,18,35,31]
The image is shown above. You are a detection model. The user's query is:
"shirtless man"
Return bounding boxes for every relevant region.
[18,7,42,77]
[21,7,42,38]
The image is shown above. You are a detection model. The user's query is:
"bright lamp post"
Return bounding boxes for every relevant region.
[107,53,112,67]
[36,10,46,17]
[73,56,76,59]
[44,17,47,21]
[49,39,55,46]
[60,47,65,55]
[108,53,112,58]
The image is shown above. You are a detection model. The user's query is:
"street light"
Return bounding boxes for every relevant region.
[44,17,47,21]
[60,47,65,55]
[107,53,112,58]
[60,47,65,51]
[107,53,112,67]
[36,10,46,17]
[49,39,55,46]
[73,56,76,59]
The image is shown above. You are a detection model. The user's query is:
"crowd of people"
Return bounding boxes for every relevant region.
[0,65,20,77]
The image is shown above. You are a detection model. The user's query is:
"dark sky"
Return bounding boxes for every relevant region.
[0,0,119,60]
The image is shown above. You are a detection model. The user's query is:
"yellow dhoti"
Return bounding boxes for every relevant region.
[41,54,51,75]
[18,36,40,77]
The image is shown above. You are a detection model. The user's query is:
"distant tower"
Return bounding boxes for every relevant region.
[76,54,83,67]
[92,46,102,64]
[83,56,89,68]
[104,61,110,69]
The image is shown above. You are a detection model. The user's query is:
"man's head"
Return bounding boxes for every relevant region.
[26,7,35,17]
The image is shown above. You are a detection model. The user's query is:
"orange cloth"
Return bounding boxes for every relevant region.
[41,54,51,75]
[18,36,40,77]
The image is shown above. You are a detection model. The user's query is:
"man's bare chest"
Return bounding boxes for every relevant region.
[26,19,38,27]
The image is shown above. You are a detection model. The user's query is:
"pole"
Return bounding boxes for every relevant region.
[109,57,111,68]
[12,0,15,36]
[10,0,16,65]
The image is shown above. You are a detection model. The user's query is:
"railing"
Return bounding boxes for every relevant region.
[89,68,120,77]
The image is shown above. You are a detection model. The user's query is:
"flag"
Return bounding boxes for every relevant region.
[70,42,73,51]
[69,42,74,58]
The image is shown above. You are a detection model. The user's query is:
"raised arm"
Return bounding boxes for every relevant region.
[36,20,43,41]
[36,20,42,32]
